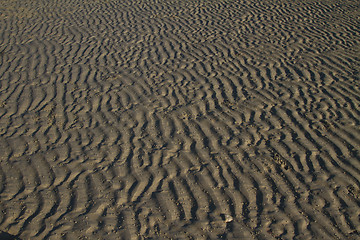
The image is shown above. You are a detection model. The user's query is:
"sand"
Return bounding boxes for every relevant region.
[0,0,359,239]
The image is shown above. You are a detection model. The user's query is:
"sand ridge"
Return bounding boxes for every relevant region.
[0,0,360,239]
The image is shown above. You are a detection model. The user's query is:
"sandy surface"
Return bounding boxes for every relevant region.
[0,0,360,239]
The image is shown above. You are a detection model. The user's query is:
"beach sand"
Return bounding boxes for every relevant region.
[0,0,359,239]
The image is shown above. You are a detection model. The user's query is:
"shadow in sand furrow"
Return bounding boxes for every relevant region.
[0,231,20,240]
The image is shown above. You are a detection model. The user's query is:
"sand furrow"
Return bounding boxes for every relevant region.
[0,0,360,239]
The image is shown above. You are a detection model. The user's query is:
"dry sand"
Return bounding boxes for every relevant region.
[0,0,360,239]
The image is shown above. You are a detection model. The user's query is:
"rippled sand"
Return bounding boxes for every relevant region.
[0,0,359,239]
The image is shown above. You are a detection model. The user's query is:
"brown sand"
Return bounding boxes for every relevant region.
[0,0,360,239]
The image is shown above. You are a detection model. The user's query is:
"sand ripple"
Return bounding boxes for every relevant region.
[0,0,360,239]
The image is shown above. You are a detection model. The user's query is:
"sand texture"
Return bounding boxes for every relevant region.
[1,0,360,239]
